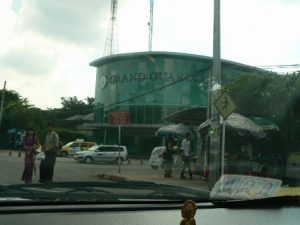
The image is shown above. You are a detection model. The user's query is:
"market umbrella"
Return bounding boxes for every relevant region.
[199,113,267,139]
[156,123,195,138]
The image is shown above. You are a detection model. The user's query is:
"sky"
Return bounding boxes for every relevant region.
[0,0,300,109]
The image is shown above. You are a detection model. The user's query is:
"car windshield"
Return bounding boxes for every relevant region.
[0,0,299,204]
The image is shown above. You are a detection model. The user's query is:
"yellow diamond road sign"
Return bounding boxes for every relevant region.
[214,93,236,120]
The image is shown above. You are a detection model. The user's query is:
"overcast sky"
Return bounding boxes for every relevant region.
[0,0,300,109]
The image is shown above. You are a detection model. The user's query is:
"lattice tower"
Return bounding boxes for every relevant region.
[103,0,119,56]
[148,0,154,51]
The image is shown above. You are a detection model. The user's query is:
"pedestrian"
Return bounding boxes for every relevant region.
[163,134,177,178]
[39,122,59,183]
[21,128,40,184]
[8,135,14,150]
[180,132,193,180]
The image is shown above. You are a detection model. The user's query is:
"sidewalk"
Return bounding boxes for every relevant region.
[0,150,209,190]
[95,160,209,190]
[95,172,209,190]
[0,149,23,156]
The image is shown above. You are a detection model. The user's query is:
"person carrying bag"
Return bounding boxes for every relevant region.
[21,128,40,184]
[164,134,177,178]
[39,122,59,183]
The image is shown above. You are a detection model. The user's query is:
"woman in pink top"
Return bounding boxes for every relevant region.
[21,128,40,184]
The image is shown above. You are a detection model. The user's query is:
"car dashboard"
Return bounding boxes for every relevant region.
[0,202,299,225]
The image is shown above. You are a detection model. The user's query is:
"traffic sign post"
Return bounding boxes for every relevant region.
[118,124,121,173]
[214,93,236,120]
[214,93,236,176]
[221,117,226,176]
[109,112,130,174]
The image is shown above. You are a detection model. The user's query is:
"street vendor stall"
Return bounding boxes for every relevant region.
[199,113,283,178]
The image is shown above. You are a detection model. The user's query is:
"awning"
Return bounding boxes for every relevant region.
[162,107,207,125]
[199,113,271,139]
[156,123,195,138]
[81,123,165,136]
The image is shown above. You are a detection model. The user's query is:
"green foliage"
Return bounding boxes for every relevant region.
[0,90,45,134]
[224,71,300,151]
[43,96,95,129]
[1,90,94,145]
[1,90,30,109]
[61,96,94,116]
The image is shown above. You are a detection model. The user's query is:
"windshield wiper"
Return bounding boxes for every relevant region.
[212,196,300,208]
[0,180,210,202]
[0,183,119,202]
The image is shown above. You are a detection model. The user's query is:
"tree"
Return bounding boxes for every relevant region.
[85,97,95,107]
[0,90,46,131]
[0,90,47,149]
[59,96,94,118]
[0,90,95,148]
[61,96,85,111]
[224,71,300,151]
[42,96,95,135]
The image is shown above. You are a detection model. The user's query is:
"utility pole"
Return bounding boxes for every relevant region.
[209,0,222,189]
[207,67,212,120]
[0,81,7,129]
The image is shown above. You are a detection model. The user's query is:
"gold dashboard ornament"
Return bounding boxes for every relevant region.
[180,200,197,225]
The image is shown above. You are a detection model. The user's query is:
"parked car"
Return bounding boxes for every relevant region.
[149,146,166,169]
[59,140,97,157]
[74,145,128,164]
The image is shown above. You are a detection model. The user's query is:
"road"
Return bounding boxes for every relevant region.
[0,150,209,190]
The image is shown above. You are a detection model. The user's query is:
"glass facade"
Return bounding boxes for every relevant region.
[90,52,264,156]
[91,52,257,125]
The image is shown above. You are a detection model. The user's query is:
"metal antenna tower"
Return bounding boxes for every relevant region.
[103,0,119,56]
[148,0,154,51]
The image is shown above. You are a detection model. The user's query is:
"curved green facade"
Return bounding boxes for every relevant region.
[89,52,267,156]
[90,52,259,125]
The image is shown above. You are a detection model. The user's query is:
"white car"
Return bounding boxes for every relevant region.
[74,145,128,164]
[149,146,166,169]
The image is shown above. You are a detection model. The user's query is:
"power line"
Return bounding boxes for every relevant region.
[258,64,300,69]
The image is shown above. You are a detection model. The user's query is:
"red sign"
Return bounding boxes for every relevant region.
[109,112,130,125]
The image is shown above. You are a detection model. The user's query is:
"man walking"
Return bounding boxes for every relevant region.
[180,132,193,180]
[164,134,178,178]
[39,122,59,183]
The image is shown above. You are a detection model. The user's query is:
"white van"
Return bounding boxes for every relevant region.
[149,146,166,169]
[74,145,128,164]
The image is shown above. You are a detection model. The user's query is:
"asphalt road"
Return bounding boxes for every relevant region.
[0,150,208,190]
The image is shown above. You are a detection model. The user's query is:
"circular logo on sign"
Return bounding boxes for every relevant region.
[100,76,108,89]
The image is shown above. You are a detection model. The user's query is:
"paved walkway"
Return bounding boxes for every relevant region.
[93,158,209,190]
[0,150,209,190]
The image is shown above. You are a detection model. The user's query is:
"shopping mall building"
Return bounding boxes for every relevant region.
[86,51,267,157]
